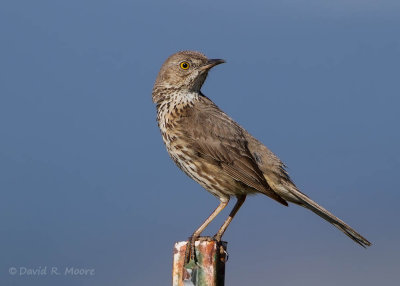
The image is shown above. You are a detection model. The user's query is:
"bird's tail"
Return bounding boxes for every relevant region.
[289,188,371,247]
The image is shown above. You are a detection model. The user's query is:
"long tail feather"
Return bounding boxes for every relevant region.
[289,188,371,247]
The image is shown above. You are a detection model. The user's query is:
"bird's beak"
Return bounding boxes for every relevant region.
[200,59,226,71]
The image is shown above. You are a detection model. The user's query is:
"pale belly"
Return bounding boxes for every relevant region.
[164,136,256,200]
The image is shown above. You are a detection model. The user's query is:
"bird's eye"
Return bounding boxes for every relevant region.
[180,61,190,70]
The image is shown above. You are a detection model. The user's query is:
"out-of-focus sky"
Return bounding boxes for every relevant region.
[1,1,399,285]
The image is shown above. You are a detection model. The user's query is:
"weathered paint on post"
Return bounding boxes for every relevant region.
[172,240,227,286]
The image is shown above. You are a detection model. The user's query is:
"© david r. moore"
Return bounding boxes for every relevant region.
[9,266,95,276]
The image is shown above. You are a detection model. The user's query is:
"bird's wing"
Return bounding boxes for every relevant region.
[179,97,287,206]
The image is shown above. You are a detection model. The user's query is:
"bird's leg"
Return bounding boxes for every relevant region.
[185,198,229,264]
[214,195,246,241]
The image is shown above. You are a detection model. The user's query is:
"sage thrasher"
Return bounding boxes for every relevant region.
[152,51,371,260]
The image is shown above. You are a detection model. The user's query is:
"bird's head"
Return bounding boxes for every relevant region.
[152,51,225,102]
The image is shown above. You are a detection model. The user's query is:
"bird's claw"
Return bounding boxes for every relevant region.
[213,234,222,242]
[184,236,197,265]
[184,236,220,265]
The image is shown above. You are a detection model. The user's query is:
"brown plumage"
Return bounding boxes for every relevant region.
[152,51,371,257]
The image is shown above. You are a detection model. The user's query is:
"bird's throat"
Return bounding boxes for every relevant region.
[156,90,200,134]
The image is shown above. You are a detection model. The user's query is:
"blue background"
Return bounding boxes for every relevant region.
[1,1,399,285]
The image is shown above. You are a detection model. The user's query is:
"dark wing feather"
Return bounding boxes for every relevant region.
[179,97,287,206]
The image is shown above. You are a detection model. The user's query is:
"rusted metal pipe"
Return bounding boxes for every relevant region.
[172,240,227,286]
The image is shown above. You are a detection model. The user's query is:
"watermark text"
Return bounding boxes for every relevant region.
[8,266,95,277]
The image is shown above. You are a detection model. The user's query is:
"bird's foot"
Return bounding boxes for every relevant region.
[184,236,197,265]
[213,234,222,242]
[197,236,217,242]
[212,234,229,261]
[184,236,220,265]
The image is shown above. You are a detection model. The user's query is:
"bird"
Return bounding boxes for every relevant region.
[152,50,371,260]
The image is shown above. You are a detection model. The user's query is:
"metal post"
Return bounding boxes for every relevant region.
[172,240,227,286]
